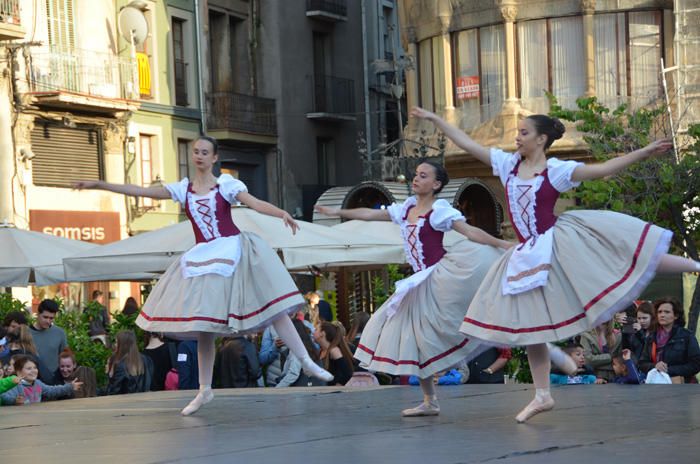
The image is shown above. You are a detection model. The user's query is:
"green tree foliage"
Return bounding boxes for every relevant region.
[371,264,407,308]
[548,95,700,332]
[0,293,30,323]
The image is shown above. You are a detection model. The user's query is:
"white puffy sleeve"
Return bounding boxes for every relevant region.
[386,201,406,225]
[429,199,466,232]
[547,158,584,192]
[164,178,189,204]
[218,174,248,204]
[490,148,519,185]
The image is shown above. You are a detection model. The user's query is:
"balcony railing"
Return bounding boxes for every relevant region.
[306,0,347,21]
[0,0,20,24]
[311,74,355,115]
[27,46,137,100]
[207,92,277,136]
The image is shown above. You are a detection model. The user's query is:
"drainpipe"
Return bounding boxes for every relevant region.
[194,0,207,134]
[361,0,372,171]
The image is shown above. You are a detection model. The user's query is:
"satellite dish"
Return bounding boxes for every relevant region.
[118,6,148,46]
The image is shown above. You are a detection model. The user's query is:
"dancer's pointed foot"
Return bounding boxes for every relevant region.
[301,357,334,382]
[181,388,214,416]
[401,398,440,417]
[515,395,554,423]
[548,343,577,376]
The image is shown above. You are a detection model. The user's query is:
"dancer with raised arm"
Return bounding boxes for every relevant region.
[74,136,332,415]
[411,107,699,423]
[316,160,511,416]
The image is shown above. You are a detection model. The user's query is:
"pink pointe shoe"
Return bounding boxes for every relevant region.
[181,389,214,416]
[515,395,555,423]
[401,398,440,417]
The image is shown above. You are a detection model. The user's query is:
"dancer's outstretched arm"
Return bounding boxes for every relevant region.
[571,139,673,182]
[237,192,299,234]
[314,205,391,221]
[452,221,513,250]
[410,107,491,166]
[72,180,171,199]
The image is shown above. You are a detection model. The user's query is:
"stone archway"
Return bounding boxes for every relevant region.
[454,179,503,237]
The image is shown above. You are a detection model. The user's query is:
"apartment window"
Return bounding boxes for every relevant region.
[172,17,188,106]
[317,138,336,186]
[453,25,506,126]
[177,138,190,179]
[517,17,586,112]
[30,121,104,188]
[595,11,662,109]
[139,134,155,207]
[46,0,75,51]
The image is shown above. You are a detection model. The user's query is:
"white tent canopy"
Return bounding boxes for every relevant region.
[0,223,98,287]
[63,208,403,280]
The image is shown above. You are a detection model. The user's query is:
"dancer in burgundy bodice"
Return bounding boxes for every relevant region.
[316,160,511,416]
[411,107,700,422]
[74,136,332,415]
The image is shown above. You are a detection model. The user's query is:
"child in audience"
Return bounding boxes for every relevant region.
[0,355,81,405]
[550,343,598,385]
[612,349,645,384]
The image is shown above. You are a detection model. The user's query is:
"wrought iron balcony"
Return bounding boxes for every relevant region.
[26,46,138,109]
[308,74,356,121]
[207,92,277,137]
[0,0,24,41]
[306,0,347,22]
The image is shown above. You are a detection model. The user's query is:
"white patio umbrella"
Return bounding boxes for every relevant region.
[0,222,98,287]
[63,208,402,280]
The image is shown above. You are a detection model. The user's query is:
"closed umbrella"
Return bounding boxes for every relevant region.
[0,222,97,286]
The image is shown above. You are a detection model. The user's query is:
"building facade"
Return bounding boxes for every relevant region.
[395,0,695,234]
[0,0,204,310]
[199,0,368,221]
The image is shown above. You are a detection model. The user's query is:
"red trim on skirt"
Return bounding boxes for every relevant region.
[139,291,301,324]
[357,337,469,369]
[463,223,652,334]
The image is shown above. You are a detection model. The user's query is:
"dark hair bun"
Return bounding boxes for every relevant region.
[551,118,565,140]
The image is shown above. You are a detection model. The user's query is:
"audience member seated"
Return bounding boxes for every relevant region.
[214,335,262,388]
[467,347,511,384]
[611,348,645,384]
[627,301,655,361]
[121,297,140,317]
[177,340,199,390]
[639,297,700,384]
[103,331,153,395]
[274,320,323,387]
[550,343,598,385]
[259,325,287,387]
[580,320,621,382]
[143,332,175,392]
[52,348,97,398]
[0,357,21,395]
[314,321,354,386]
[1,311,28,359]
[1,354,81,405]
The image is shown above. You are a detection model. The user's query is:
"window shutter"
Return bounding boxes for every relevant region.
[31,121,104,187]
